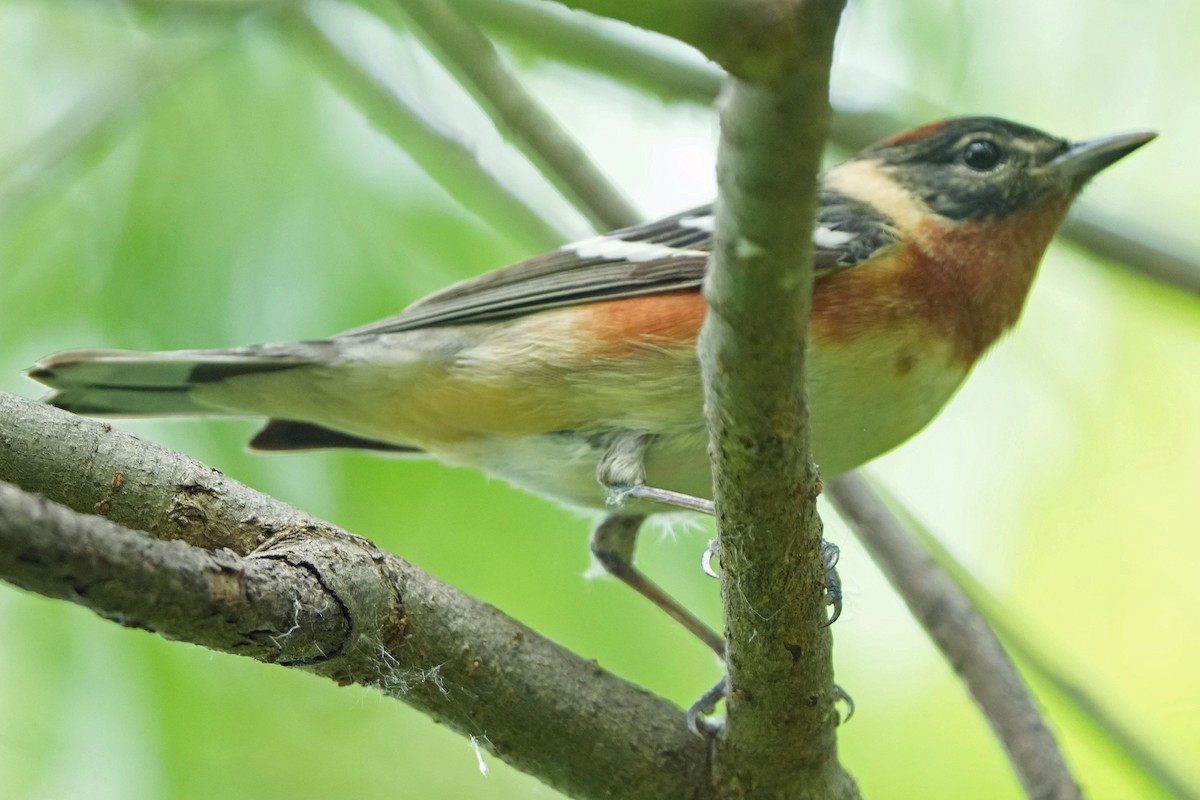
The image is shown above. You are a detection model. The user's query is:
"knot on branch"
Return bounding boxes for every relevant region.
[250,528,409,681]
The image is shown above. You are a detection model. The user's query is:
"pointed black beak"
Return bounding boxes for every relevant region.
[1051,129,1157,185]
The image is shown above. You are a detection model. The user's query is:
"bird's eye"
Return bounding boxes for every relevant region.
[961,139,1002,171]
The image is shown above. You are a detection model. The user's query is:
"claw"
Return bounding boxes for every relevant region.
[821,539,840,571]
[834,684,855,723]
[602,482,633,507]
[702,538,720,579]
[821,540,843,626]
[686,675,728,737]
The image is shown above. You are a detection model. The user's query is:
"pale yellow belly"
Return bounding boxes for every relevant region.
[199,313,969,512]
[429,327,969,511]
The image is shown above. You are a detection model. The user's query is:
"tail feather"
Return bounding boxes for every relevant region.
[28,348,312,416]
[39,386,217,416]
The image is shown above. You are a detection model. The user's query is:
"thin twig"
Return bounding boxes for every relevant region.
[544,0,739,66]
[869,481,1200,800]
[1060,215,1200,297]
[373,0,639,229]
[826,472,1082,800]
[456,0,722,103]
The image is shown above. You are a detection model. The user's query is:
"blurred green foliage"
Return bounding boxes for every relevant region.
[1,1,1198,798]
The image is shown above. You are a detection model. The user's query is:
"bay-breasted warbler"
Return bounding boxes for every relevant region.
[29,117,1153,653]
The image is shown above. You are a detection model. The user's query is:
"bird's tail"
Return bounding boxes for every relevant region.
[27,346,316,417]
[27,343,424,453]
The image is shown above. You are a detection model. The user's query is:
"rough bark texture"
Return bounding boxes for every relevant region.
[695,1,857,796]
[0,393,712,800]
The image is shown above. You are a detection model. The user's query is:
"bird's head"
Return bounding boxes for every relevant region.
[858,116,1155,222]
[819,117,1156,363]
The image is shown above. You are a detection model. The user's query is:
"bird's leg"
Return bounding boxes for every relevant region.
[596,430,715,514]
[822,539,844,626]
[615,485,714,515]
[593,430,849,735]
[685,674,727,737]
[589,515,725,655]
[593,431,724,656]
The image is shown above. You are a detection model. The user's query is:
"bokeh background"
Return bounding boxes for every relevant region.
[1,1,1198,798]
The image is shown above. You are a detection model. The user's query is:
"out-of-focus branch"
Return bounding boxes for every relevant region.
[1060,215,1200,297]
[867,481,1200,800]
[14,1,1187,296]
[539,0,739,71]
[455,0,722,103]
[375,0,639,229]
[285,6,568,251]
[826,472,1082,800]
[0,392,711,800]
[0,38,222,226]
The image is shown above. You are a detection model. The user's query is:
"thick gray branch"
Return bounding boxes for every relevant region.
[0,393,711,800]
[826,473,1082,800]
[0,480,350,664]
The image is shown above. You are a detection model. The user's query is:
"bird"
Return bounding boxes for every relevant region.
[28,116,1155,654]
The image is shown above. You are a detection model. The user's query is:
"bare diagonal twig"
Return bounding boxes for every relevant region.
[826,472,1082,800]
[867,481,1200,800]
[286,6,568,250]
[456,0,722,103]
[373,0,640,229]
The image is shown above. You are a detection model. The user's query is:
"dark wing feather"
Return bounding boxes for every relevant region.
[342,195,897,337]
[250,419,421,453]
[813,191,901,268]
